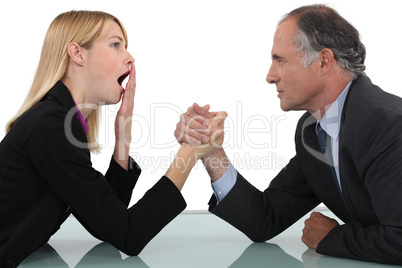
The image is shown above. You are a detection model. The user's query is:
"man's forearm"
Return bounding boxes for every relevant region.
[202,148,229,182]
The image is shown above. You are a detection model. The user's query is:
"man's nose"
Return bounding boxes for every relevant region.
[266,64,279,84]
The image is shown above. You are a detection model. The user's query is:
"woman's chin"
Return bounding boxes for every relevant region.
[108,91,124,105]
[114,94,124,104]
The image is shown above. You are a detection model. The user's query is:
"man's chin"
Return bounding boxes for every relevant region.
[280,103,291,112]
[280,102,304,112]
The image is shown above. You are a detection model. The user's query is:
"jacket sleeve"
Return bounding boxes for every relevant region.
[105,156,141,207]
[317,108,402,265]
[72,156,141,241]
[209,154,320,242]
[30,108,186,256]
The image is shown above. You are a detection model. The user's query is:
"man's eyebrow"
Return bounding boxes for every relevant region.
[272,54,284,60]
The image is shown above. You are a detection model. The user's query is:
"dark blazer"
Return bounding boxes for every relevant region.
[209,75,402,265]
[0,82,186,267]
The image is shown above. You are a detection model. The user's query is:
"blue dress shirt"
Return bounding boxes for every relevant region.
[315,81,352,188]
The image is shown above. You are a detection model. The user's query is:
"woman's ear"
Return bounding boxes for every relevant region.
[67,42,86,66]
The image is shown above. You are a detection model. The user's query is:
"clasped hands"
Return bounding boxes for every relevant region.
[174,103,227,158]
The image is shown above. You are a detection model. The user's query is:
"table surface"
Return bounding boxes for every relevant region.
[20,209,399,268]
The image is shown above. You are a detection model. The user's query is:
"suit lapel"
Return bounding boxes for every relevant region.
[337,77,362,222]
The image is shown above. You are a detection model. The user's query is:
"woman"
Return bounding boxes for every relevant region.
[0,11,226,267]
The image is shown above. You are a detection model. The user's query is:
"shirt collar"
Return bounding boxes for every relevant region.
[317,80,353,141]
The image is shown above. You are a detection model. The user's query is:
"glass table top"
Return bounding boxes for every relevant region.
[20,210,399,267]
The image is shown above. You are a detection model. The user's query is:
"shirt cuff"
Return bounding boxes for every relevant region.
[211,162,237,203]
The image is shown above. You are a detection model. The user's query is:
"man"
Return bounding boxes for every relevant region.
[175,4,402,265]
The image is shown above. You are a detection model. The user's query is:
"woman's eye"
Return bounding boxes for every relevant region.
[113,43,120,49]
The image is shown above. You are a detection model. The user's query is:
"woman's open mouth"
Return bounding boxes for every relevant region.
[118,71,130,90]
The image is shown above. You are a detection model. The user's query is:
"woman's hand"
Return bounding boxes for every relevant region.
[113,63,136,170]
[175,103,211,146]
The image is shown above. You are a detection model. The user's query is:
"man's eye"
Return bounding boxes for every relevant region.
[277,59,286,65]
[113,43,120,48]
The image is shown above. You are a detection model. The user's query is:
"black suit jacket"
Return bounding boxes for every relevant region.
[209,75,402,264]
[0,82,186,267]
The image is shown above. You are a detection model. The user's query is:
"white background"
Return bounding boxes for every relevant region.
[0,0,401,211]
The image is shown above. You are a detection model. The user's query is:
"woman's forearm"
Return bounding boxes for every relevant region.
[113,138,130,170]
[165,143,203,190]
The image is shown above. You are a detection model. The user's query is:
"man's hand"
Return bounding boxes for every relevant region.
[191,110,227,157]
[175,103,229,181]
[302,212,339,249]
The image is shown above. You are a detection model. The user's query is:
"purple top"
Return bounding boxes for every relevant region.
[73,101,89,134]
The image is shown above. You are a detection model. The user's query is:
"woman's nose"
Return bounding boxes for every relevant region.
[126,51,135,65]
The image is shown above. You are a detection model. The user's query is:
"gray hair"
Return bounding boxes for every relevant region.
[281,4,366,78]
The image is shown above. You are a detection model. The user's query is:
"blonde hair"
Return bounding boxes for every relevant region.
[6,10,128,152]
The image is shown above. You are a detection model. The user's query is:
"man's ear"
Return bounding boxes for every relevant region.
[67,42,86,66]
[319,48,335,75]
